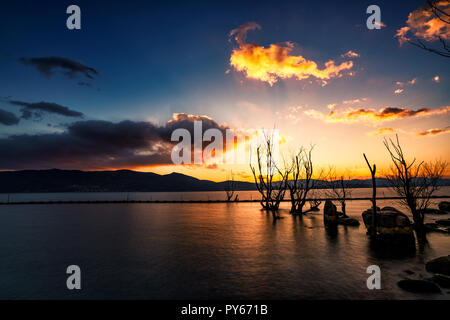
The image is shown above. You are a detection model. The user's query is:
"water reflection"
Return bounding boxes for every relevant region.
[0,198,448,300]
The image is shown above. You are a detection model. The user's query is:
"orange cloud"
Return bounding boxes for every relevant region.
[433,75,440,82]
[229,23,354,86]
[341,50,360,58]
[396,1,450,44]
[304,106,450,124]
[396,78,417,87]
[417,127,450,136]
[342,98,368,105]
[394,89,404,94]
[368,128,396,136]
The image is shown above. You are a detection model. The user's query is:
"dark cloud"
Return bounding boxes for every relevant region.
[0,109,20,126]
[19,56,99,80]
[9,100,84,118]
[77,81,92,87]
[0,113,229,170]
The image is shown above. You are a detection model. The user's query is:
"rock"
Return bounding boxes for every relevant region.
[397,279,441,293]
[438,201,450,212]
[436,219,450,227]
[361,206,414,236]
[323,200,338,227]
[432,274,450,288]
[425,223,450,234]
[337,217,360,226]
[418,208,447,215]
[403,270,415,275]
[426,256,450,276]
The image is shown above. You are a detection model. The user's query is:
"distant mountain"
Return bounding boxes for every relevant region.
[0,169,448,193]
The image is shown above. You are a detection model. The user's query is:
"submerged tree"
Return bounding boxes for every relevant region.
[287,146,322,215]
[383,135,448,241]
[325,168,352,217]
[308,198,322,212]
[363,153,377,237]
[224,170,238,202]
[250,133,289,219]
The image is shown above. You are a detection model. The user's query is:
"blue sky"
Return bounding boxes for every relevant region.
[0,0,448,178]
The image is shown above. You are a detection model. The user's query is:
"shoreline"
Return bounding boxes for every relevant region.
[1,195,449,205]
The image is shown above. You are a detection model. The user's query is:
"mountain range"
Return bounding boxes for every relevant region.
[0,169,449,193]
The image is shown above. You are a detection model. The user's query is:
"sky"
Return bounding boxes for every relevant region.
[0,0,449,181]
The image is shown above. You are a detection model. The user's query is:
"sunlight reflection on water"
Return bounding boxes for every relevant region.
[0,188,449,299]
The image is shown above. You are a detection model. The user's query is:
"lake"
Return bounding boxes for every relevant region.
[0,188,449,299]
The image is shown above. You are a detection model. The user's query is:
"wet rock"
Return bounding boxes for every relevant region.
[337,217,360,226]
[425,223,450,234]
[426,256,450,276]
[323,200,338,227]
[397,279,441,293]
[438,201,450,212]
[362,206,414,236]
[436,219,450,227]
[432,274,450,288]
[418,208,447,215]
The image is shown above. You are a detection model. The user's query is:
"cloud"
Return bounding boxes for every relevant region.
[19,56,99,80]
[374,21,387,29]
[396,1,450,44]
[394,89,404,94]
[417,127,450,136]
[341,50,360,58]
[229,23,354,86]
[77,81,92,87]
[396,78,417,87]
[433,75,440,82]
[0,113,230,170]
[8,100,84,118]
[304,106,450,124]
[0,109,20,126]
[327,103,337,110]
[342,98,368,105]
[368,128,395,136]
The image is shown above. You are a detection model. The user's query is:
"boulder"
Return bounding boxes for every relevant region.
[362,206,414,236]
[436,219,450,227]
[438,201,450,212]
[397,279,441,293]
[426,255,450,276]
[425,223,450,234]
[432,274,450,288]
[323,200,338,227]
[418,208,447,215]
[337,217,360,226]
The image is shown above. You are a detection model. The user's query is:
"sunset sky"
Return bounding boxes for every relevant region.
[0,0,449,181]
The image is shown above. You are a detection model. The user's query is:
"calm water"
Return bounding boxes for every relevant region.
[0,188,449,300]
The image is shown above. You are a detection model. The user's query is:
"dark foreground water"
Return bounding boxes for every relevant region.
[0,189,449,300]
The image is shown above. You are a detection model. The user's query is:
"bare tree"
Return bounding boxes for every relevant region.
[383,134,448,241]
[406,0,450,58]
[287,146,322,214]
[250,133,289,219]
[308,198,322,211]
[363,153,377,237]
[224,170,238,201]
[325,167,352,217]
